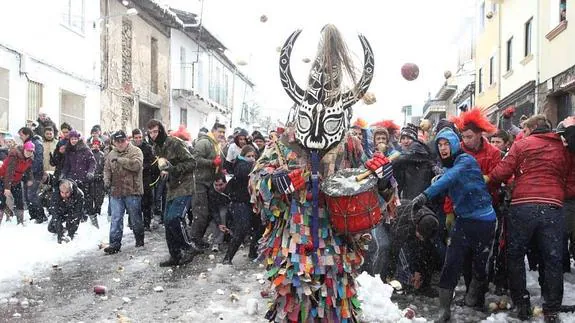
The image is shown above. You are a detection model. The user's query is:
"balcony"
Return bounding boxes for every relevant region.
[172,88,228,115]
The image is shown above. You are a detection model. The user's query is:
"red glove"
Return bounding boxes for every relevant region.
[213,155,222,167]
[503,106,515,119]
[366,153,392,180]
[287,169,305,191]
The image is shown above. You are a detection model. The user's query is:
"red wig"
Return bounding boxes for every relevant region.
[352,118,369,129]
[454,108,497,134]
[171,124,192,142]
[371,120,401,131]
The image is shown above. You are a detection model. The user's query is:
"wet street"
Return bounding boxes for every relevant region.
[0,228,270,323]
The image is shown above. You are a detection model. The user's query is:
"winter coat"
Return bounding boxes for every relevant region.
[0,146,33,190]
[424,128,496,221]
[566,153,575,200]
[461,136,502,205]
[92,149,105,180]
[62,141,96,183]
[192,133,222,187]
[0,147,9,161]
[34,117,58,139]
[228,156,254,203]
[566,125,575,153]
[153,135,195,201]
[49,181,84,217]
[43,139,57,172]
[208,183,231,225]
[50,139,67,182]
[489,130,569,207]
[103,143,143,197]
[392,140,435,199]
[134,140,156,185]
[27,135,44,178]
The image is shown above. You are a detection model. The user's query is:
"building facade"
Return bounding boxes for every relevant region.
[0,0,101,134]
[475,0,501,114]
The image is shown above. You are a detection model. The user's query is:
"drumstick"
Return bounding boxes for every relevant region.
[355,169,372,182]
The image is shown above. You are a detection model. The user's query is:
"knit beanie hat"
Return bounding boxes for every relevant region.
[400,123,419,141]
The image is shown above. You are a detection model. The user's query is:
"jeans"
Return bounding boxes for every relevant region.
[190,184,211,241]
[361,222,391,277]
[164,196,193,259]
[507,204,564,313]
[439,218,496,290]
[224,202,263,261]
[109,195,144,249]
[87,179,105,215]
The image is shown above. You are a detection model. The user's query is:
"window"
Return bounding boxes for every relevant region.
[506,37,513,72]
[479,1,486,32]
[561,0,567,22]
[0,68,9,131]
[478,68,483,93]
[489,56,494,85]
[61,0,85,34]
[525,18,533,57]
[550,0,567,29]
[180,47,186,89]
[60,90,85,134]
[151,37,158,94]
[180,108,188,127]
[27,80,43,121]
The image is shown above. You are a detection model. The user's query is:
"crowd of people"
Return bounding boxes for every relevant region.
[2,104,575,323]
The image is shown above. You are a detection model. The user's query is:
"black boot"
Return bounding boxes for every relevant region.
[516,296,532,321]
[544,312,559,323]
[435,288,453,323]
[103,246,121,254]
[159,255,181,267]
[465,279,486,309]
[135,234,144,247]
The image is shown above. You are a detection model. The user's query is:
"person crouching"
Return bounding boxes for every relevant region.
[103,130,145,254]
[47,179,84,243]
[412,127,496,322]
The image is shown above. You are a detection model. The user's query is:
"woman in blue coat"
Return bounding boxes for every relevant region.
[412,127,496,322]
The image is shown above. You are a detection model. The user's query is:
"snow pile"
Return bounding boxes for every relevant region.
[356,272,423,323]
[0,213,109,297]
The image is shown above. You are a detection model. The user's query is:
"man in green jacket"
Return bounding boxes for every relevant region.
[190,122,226,248]
[146,119,201,266]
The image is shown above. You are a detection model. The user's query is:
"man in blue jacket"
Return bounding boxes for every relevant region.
[412,127,496,322]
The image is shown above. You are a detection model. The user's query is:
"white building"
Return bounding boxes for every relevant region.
[0,0,101,134]
[168,9,255,136]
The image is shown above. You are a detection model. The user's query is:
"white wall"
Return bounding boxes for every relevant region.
[0,0,101,133]
[500,0,538,98]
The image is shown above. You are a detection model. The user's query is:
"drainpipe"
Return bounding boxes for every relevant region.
[497,1,502,106]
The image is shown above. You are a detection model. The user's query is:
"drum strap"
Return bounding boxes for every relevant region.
[311,150,320,251]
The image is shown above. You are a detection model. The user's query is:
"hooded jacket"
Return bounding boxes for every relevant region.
[49,180,84,217]
[424,128,496,221]
[34,117,59,139]
[461,136,502,205]
[489,130,569,207]
[151,122,195,200]
[103,143,143,197]
[392,140,435,199]
[62,140,96,183]
[192,132,222,187]
[0,146,33,190]
[227,156,254,203]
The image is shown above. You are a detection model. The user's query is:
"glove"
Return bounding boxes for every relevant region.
[503,106,515,119]
[287,169,305,191]
[272,169,305,194]
[412,193,428,210]
[366,153,392,180]
[445,213,455,232]
[157,157,172,171]
[86,172,94,181]
[213,155,222,167]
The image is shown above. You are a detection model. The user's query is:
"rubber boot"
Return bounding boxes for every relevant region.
[15,209,24,225]
[435,288,453,323]
[135,233,144,247]
[465,279,487,309]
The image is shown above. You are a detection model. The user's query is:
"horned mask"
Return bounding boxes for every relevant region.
[279,25,374,151]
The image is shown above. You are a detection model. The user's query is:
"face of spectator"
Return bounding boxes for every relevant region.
[61,128,70,138]
[237,136,247,148]
[39,113,48,122]
[133,133,143,146]
[244,151,256,162]
[69,137,79,146]
[91,131,99,139]
[437,138,451,159]
[374,134,388,147]
[214,179,226,193]
[490,136,507,151]
[148,126,160,141]
[352,128,363,141]
[44,130,54,141]
[213,127,226,142]
[254,138,265,149]
[23,149,34,159]
[18,131,29,142]
[523,127,533,137]
[400,135,413,149]
[462,129,482,151]
[114,139,129,152]
[59,185,72,200]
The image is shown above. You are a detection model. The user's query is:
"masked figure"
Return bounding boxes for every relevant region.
[251,25,392,322]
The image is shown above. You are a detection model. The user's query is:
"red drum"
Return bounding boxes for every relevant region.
[321,168,382,235]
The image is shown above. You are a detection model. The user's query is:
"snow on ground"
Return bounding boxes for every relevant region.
[0,211,109,298]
